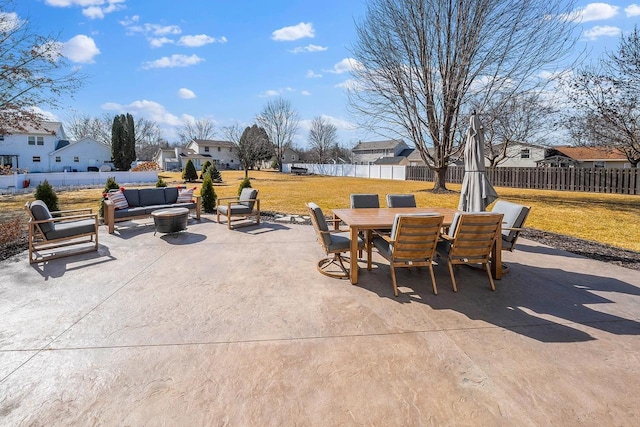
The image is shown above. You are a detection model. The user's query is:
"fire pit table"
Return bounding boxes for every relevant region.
[151,207,189,235]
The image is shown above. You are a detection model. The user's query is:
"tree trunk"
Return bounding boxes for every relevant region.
[432,167,449,192]
[244,168,249,178]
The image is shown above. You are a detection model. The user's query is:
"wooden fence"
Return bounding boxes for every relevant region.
[406,166,640,195]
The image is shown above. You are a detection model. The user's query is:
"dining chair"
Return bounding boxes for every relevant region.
[350,193,380,257]
[386,194,416,208]
[372,213,444,296]
[437,212,504,292]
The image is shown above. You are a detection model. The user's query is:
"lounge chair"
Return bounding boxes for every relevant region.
[25,200,99,264]
[491,200,531,252]
[217,188,260,229]
[307,202,365,279]
[437,212,503,292]
[372,213,444,296]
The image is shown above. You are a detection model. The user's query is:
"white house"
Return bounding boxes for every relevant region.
[487,142,547,167]
[154,139,240,171]
[0,121,113,172]
[352,140,410,164]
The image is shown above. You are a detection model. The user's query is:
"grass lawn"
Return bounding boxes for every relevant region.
[1,169,639,252]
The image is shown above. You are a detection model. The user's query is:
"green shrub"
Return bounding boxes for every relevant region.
[201,172,217,213]
[34,179,59,212]
[209,164,222,183]
[200,160,212,179]
[156,176,167,187]
[99,177,120,218]
[237,177,252,196]
[182,159,198,182]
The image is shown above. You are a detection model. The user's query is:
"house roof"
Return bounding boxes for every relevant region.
[374,156,407,165]
[352,139,405,151]
[5,121,62,135]
[49,137,110,155]
[191,139,235,148]
[552,146,627,161]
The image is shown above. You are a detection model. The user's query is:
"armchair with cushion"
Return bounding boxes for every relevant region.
[437,212,503,292]
[490,200,531,252]
[25,200,99,264]
[217,188,260,229]
[372,214,444,296]
[307,202,366,279]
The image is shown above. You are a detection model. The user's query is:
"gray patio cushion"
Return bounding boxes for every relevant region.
[217,204,252,216]
[30,200,54,234]
[386,194,416,208]
[122,189,140,207]
[492,200,530,243]
[139,188,166,206]
[327,231,364,252]
[114,206,149,219]
[46,219,96,240]
[172,202,197,209]
[307,202,331,248]
[164,187,179,204]
[350,194,380,208]
[239,188,258,209]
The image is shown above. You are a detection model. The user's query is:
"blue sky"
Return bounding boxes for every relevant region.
[11,0,640,148]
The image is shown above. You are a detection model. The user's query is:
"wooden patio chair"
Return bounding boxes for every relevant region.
[217,188,260,229]
[437,212,504,292]
[371,213,444,296]
[307,202,365,279]
[25,200,99,264]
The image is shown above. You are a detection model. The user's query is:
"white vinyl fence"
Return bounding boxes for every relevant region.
[0,171,158,192]
[284,163,407,180]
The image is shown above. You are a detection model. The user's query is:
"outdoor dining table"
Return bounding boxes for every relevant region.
[332,207,502,285]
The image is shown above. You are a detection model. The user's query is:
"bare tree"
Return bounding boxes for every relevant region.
[0,0,85,134]
[256,98,299,172]
[562,27,640,167]
[237,125,273,178]
[178,118,216,143]
[64,114,111,145]
[349,0,578,190]
[308,116,338,163]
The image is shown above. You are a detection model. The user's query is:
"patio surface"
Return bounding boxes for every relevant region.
[1,215,640,425]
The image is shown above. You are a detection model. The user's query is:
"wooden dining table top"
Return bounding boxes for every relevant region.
[332,207,459,229]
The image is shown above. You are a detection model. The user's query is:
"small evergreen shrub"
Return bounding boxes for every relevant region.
[156,176,167,187]
[182,159,198,182]
[34,180,59,212]
[200,160,212,179]
[209,164,222,183]
[99,177,120,218]
[201,172,217,213]
[237,177,252,196]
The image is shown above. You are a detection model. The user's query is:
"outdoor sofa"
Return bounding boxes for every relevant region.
[103,186,200,234]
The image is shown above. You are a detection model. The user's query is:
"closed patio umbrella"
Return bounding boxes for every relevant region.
[458,113,498,212]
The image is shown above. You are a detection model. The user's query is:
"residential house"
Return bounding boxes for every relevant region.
[538,146,631,168]
[0,121,112,172]
[155,139,240,171]
[281,147,301,164]
[351,139,409,164]
[487,142,547,168]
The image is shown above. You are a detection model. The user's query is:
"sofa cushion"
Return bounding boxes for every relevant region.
[122,189,140,207]
[46,219,96,240]
[30,200,54,234]
[139,188,166,206]
[176,188,193,203]
[164,187,179,204]
[113,206,149,219]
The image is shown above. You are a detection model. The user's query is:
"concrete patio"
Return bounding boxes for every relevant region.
[1,215,639,425]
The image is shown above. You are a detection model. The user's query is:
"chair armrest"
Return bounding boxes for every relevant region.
[52,207,93,215]
[440,234,454,242]
[217,196,240,203]
[372,229,394,243]
[503,227,525,232]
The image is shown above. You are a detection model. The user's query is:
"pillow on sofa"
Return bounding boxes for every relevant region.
[107,190,129,209]
[177,188,194,203]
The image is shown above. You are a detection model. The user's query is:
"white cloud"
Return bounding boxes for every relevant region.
[46,0,126,20]
[301,90,311,96]
[625,4,640,16]
[178,88,196,99]
[299,114,356,132]
[564,3,619,23]
[178,34,227,47]
[325,58,363,74]
[306,70,322,78]
[271,22,314,41]
[0,11,21,32]
[149,37,174,48]
[335,79,363,91]
[583,25,621,40]
[258,87,295,97]
[101,99,185,127]
[290,44,328,54]
[61,34,100,63]
[142,54,204,69]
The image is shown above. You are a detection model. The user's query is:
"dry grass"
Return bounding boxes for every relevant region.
[1,170,638,252]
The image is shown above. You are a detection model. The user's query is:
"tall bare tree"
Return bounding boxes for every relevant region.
[0,0,84,134]
[256,98,299,172]
[178,118,216,143]
[562,27,640,167]
[308,116,338,163]
[237,124,273,178]
[64,113,112,145]
[348,0,578,190]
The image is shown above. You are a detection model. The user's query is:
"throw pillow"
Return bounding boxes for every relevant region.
[107,190,129,209]
[176,188,194,203]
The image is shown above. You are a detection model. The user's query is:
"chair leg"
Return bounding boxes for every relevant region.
[447,261,458,292]
[390,264,399,296]
[428,263,438,295]
[485,263,496,291]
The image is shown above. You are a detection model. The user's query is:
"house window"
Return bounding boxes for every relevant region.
[28,136,35,145]
[594,161,605,168]
[0,135,4,141]
[33,156,41,162]
[37,137,44,145]
[217,147,221,152]
[74,156,79,162]
[520,149,530,159]
[205,147,209,152]
[55,156,61,162]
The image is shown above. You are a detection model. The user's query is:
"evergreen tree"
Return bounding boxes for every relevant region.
[200,160,212,179]
[209,163,222,182]
[182,159,198,182]
[200,172,217,213]
[34,179,59,212]
[237,177,252,196]
[111,113,136,170]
